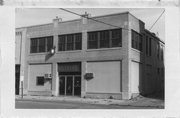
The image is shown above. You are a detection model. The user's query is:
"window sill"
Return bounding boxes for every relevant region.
[86,47,122,52]
[29,52,49,56]
[56,50,82,54]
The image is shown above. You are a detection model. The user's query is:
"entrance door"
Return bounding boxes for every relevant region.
[66,76,73,95]
[74,76,81,96]
[59,75,81,96]
[59,76,65,95]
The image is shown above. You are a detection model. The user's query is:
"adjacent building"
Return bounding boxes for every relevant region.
[15,12,164,99]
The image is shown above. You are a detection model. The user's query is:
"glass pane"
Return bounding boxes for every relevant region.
[30,39,38,53]
[47,36,53,52]
[100,31,109,48]
[88,32,98,49]
[36,76,44,86]
[59,76,65,95]
[66,76,73,95]
[38,38,46,52]
[74,76,81,96]
[58,35,66,51]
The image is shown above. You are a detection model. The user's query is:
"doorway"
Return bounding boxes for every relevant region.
[59,75,81,96]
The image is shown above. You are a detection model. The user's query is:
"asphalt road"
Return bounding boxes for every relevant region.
[15,100,158,109]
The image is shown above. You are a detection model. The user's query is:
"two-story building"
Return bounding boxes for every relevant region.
[15,11,164,99]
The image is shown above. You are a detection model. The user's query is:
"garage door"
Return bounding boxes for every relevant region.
[86,61,121,93]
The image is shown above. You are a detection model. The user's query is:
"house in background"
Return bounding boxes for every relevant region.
[15,11,164,99]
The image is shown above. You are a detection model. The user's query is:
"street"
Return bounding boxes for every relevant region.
[15,100,159,109]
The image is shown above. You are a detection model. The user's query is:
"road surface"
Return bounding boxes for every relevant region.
[15,100,159,109]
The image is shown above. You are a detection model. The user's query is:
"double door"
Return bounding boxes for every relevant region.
[59,75,81,96]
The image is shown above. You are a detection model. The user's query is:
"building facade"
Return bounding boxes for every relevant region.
[15,12,164,99]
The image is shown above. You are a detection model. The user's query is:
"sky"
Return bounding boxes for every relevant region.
[16,8,165,40]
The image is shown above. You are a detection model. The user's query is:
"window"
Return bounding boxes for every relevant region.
[38,38,45,52]
[58,33,82,51]
[66,34,74,51]
[161,45,164,61]
[88,28,122,49]
[58,35,66,51]
[157,43,160,59]
[30,38,38,53]
[111,29,122,47]
[30,36,53,53]
[100,30,109,48]
[88,32,98,49]
[75,33,82,50]
[149,38,151,56]
[146,36,148,54]
[36,76,44,86]
[131,30,142,51]
[47,37,53,52]
[145,36,151,56]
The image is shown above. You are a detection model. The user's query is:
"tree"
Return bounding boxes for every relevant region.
[0,0,3,5]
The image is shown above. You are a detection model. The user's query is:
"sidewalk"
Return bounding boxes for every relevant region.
[15,95,164,108]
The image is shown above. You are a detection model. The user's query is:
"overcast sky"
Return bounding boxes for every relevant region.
[16,8,165,40]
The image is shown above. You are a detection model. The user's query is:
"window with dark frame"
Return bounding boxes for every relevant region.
[88,32,98,49]
[36,76,45,86]
[58,35,66,51]
[47,36,53,52]
[145,35,151,56]
[75,33,82,50]
[157,43,160,59]
[146,36,148,55]
[131,30,142,51]
[100,30,109,48]
[38,38,45,53]
[66,34,74,51]
[30,36,53,53]
[111,29,122,47]
[30,38,38,53]
[160,45,164,61]
[88,28,122,49]
[58,33,82,51]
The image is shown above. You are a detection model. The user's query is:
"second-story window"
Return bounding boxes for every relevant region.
[30,36,53,53]
[75,33,82,50]
[88,32,98,49]
[100,30,109,48]
[88,28,122,49]
[145,36,151,56]
[111,29,122,47]
[66,34,74,51]
[131,30,142,51]
[58,33,82,51]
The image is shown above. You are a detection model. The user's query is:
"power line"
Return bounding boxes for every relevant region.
[149,9,165,31]
[59,8,129,31]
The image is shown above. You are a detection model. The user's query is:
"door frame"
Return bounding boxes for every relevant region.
[59,75,81,96]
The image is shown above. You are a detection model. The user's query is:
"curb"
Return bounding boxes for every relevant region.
[15,97,164,108]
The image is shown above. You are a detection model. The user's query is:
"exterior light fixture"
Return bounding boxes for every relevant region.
[50,46,56,55]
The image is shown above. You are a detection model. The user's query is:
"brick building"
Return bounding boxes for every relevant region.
[15,11,164,99]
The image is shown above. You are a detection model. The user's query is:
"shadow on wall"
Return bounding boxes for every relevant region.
[138,21,164,100]
[45,53,53,62]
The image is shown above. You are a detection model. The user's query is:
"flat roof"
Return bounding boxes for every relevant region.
[16,11,133,29]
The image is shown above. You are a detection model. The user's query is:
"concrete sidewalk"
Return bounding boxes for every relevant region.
[15,95,164,108]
